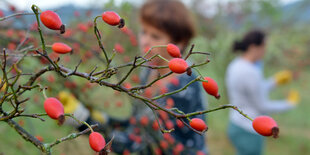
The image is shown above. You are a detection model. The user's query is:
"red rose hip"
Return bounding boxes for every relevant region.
[52,42,72,54]
[114,43,124,53]
[252,116,279,138]
[140,115,149,126]
[40,10,65,33]
[202,77,220,99]
[167,43,181,58]
[169,58,188,74]
[102,11,121,26]
[190,118,207,132]
[44,97,64,124]
[0,10,4,17]
[89,132,106,152]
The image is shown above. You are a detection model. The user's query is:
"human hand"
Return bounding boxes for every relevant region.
[58,91,80,113]
[274,70,292,85]
[287,89,300,106]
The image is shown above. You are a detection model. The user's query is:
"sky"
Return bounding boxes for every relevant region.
[0,0,299,11]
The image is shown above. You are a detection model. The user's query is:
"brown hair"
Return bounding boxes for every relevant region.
[233,30,266,53]
[139,0,196,49]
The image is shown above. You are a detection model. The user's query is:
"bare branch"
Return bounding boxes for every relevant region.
[46,124,98,149]
[0,12,35,21]
[5,118,45,151]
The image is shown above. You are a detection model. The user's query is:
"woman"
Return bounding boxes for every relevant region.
[60,0,208,154]
[136,1,208,154]
[225,30,298,155]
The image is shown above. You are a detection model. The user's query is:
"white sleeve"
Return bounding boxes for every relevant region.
[243,72,294,114]
[263,77,276,93]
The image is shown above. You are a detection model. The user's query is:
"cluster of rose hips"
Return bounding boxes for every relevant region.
[36,6,280,154]
[165,43,215,132]
[166,41,279,137]
[38,9,125,153]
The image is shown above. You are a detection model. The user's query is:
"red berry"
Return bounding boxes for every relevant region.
[9,5,16,12]
[169,58,188,74]
[52,42,72,54]
[8,42,16,51]
[160,141,169,150]
[176,119,184,128]
[170,77,180,86]
[252,116,279,138]
[163,133,175,144]
[78,23,88,32]
[129,35,137,46]
[123,82,131,89]
[167,43,181,58]
[129,133,136,141]
[89,132,106,152]
[116,101,123,107]
[144,88,153,98]
[160,86,168,95]
[129,116,136,125]
[190,118,207,132]
[102,11,121,26]
[163,133,172,140]
[44,97,64,120]
[165,120,174,130]
[202,77,220,99]
[40,10,64,33]
[134,136,142,144]
[131,74,140,83]
[123,149,131,155]
[166,98,174,108]
[47,75,55,83]
[154,147,162,155]
[120,26,129,34]
[114,43,125,53]
[159,110,169,121]
[6,29,14,37]
[74,11,80,17]
[140,115,149,126]
[64,81,77,89]
[152,120,161,130]
[35,135,44,142]
[173,143,184,155]
[120,26,133,35]
[0,10,4,17]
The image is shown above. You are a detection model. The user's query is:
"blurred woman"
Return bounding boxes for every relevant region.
[226,30,299,155]
[60,0,209,154]
[135,0,208,154]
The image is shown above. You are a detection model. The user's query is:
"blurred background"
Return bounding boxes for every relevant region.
[1,0,309,154]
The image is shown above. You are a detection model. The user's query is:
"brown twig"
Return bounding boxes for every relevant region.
[0,12,35,21]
